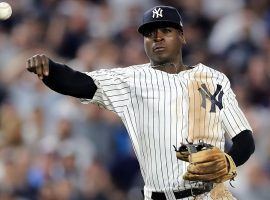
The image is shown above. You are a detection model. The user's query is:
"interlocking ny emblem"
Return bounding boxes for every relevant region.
[152,8,163,18]
[198,84,224,113]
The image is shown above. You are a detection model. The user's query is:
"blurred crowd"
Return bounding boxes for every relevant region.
[0,0,270,199]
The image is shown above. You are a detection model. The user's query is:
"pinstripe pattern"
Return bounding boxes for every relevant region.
[82,63,251,199]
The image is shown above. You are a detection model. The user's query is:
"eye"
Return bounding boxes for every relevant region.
[161,27,172,33]
[143,30,154,37]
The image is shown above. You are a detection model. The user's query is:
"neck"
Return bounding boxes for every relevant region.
[151,61,187,74]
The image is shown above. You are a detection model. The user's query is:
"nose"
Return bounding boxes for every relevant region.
[153,29,164,42]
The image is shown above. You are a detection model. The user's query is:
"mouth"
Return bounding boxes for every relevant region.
[153,45,165,53]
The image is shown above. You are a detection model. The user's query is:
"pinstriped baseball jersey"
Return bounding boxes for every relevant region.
[81,63,252,199]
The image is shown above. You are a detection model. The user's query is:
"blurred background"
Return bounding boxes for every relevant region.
[0,0,269,199]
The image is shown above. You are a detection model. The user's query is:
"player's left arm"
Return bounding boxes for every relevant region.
[176,74,255,183]
[227,129,255,166]
[221,77,255,166]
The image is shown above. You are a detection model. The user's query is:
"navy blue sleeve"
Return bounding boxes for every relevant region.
[42,60,97,99]
[228,130,255,166]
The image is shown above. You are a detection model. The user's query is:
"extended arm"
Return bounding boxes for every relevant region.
[27,54,97,99]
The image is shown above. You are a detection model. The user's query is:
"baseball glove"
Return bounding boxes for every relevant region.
[175,141,237,183]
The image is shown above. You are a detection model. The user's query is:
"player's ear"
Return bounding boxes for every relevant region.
[182,36,186,45]
[178,30,187,44]
[178,30,186,45]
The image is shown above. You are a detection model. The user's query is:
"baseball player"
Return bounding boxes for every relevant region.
[27,6,255,200]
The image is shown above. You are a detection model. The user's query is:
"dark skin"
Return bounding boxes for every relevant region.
[27,54,49,79]
[26,26,186,77]
[143,26,186,74]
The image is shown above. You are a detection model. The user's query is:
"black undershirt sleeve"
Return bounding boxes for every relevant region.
[42,60,97,99]
[227,129,255,166]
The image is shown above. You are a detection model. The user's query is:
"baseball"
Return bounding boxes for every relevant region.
[0,2,12,20]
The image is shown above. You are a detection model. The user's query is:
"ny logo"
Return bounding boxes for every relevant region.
[198,84,224,113]
[152,8,163,18]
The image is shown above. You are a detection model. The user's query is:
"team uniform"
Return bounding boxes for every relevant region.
[26,5,254,200]
[81,63,252,200]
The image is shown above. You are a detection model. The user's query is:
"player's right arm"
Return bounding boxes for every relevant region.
[26,54,97,99]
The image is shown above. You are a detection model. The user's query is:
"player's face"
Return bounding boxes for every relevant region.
[143,26,185,66]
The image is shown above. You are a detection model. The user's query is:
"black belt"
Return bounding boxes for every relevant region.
[146,188,209,200]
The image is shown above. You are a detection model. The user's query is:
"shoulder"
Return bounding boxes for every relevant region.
[84,63,150,81]
[197,63,230,81]
[107,63,152,77]
[192,63,231,90]
[90,63,150,74]
[194,63,227,77]
[125,63,151,72]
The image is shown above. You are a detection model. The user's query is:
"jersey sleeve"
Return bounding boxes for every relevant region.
[221,77,252,138]
[80,67,132,114]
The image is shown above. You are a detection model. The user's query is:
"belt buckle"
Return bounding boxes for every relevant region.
[190,182,213,197]
[190,187,197,197]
